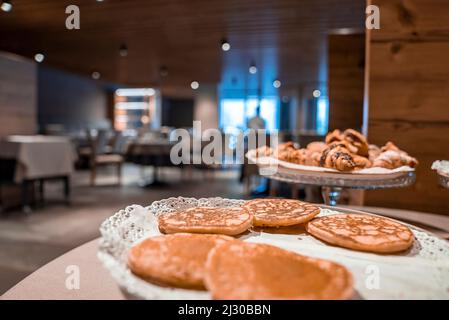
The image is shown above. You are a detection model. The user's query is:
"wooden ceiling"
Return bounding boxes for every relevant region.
[0,0,365,91]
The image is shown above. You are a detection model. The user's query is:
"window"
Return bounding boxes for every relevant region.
[219,97,279,132]
[316,97,329,135]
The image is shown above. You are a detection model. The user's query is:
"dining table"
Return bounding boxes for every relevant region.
[2,205,448,300]
[0,135,76,212]
[126,138,179,187]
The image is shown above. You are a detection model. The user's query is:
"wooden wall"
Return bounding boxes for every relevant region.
[0,52,37,137]
[328,34,366,132]
[365,0,449,214]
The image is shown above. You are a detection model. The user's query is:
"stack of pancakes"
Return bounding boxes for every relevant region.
[128,198,415,300]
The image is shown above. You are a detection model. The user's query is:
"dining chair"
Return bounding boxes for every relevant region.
[90,130,124,186]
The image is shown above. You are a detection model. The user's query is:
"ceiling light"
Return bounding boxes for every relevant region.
[249,62,257,74]
[159,65,168,77]
[312,89,321,98]
[221,38,231,51]
[116,88,155,97]
[273,79,281,88]
[1,1,12,12]
[34,53,45,63]
[119,44,128,57]
[91,71,101,80]
[190,81,199,90]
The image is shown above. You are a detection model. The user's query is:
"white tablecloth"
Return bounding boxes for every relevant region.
[0,135,75,182]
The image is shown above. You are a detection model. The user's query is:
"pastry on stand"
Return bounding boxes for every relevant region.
[248,129,418,205]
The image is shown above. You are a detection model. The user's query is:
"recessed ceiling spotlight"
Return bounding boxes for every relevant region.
[190,81,199,90]
[119,44,128,57]
[159,65,168,77]
[91,71,101,80]
[34,53,45,63]
[273,79,281,88]
[1,1,13,12]
[249,62,257,74]
[312,89,321,98]
[221,38,231,51]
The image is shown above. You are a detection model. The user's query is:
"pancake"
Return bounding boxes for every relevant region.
[128,233,233,289]
[158,206,252,235]
[243,199,320,227]
[306,214,414,253]
[204,241,353,300]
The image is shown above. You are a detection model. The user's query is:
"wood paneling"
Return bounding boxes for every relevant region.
[0,52,37,137]
[328,34,365,131]
[0,0,365,89]
[365,0,449,214]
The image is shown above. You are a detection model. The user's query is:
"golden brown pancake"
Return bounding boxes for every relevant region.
[204,241,353,300]
[128,233,233,289]
[158,206,252,235]
[307,214,414,253]
[243,199,320,227]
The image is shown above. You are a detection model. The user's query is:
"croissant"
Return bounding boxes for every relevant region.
[255,146,272,158]
[288,149,309,165]
[352,154,372,169]
[373,150,418,169]
[305,150,322,166]
[306,141,327,153]
[368,144,381,162]
[325,129,343,144]
[273,142,296,160]
[342,129,369,157]
[381,141,400,152]
[330,140,358,155]
[320,144,356,172]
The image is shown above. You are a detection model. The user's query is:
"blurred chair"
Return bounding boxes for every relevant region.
[240,131,272,194]
[90,130,124,186]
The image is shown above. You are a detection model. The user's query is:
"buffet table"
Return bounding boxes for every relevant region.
[2,206,449,300]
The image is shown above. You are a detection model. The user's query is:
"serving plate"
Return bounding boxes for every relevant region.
[98,197,449,300]
[246,150,415,178]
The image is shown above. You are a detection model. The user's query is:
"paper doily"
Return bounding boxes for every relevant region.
[98,197,449,300]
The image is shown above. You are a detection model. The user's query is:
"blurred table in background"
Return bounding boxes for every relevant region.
[126,139,177,187]
[0,135,75,212]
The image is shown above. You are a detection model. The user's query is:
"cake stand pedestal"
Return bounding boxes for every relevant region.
[260,166,416,206]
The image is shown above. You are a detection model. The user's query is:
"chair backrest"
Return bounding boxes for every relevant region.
[111,131,127,154]
[93,129,110,155]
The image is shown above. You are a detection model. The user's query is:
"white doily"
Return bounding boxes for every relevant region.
[98,197,449,300]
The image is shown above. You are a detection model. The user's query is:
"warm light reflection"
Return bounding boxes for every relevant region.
[116,88,155,97]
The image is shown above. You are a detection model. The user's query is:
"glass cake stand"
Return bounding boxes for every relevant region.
[259,166,416,206]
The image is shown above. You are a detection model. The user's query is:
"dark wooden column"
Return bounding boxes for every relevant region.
[365,0,449,214]
[328,33,365,132]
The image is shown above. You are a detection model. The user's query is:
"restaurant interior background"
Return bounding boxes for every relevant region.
[0,0,448,296]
